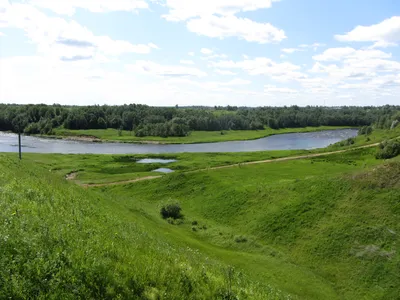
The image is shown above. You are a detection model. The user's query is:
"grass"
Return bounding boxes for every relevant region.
[328,128,400,150]
[100,148,400,299]
[4,150,309,184]
[2,129,400,299]
[0,155,289,299]
[52,126,353,144]
[6,126,400,185]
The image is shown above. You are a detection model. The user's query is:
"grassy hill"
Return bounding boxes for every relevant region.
[1,144,400,299]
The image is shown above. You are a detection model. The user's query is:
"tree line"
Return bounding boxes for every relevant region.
[1,104,399,138]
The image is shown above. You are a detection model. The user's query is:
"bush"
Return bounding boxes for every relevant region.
[358,126,373,136]
[160,203,183,220]
[234,236,248,243]
[376,140,400,159]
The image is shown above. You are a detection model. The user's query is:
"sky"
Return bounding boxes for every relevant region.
[0,0,400,107]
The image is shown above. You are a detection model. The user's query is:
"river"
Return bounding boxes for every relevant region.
[0,129,358,154]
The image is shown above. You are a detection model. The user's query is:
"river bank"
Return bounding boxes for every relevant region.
[46,126,355,145]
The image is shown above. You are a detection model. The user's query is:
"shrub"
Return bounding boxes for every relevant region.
[160,202,183,220]
[192,220,198,226]
[358,126,373,136]
[376,140,400,159]
[234,236,247,243]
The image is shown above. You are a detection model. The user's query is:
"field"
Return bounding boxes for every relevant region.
[52,126,352,144]
[1,128,400,299]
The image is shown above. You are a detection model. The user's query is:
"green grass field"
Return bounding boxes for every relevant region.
[1,128,400,299]
[52,126,353,144]
[13,149,309,185]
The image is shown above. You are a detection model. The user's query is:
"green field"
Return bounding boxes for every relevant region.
[2,128,400,299]
[16,150,309,185]
[52,126,353,144]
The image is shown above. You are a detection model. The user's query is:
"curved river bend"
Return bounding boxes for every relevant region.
[0,129,357,154]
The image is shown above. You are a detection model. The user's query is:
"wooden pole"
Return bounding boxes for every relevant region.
[18,132,22,160]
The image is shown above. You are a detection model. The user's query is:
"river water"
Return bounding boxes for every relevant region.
[0,129,357,154]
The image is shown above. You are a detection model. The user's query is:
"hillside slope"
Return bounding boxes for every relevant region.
[103,148,400,299]
[0,156,288,299]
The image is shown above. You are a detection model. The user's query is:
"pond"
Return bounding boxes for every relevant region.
[0,129,358,154]
[137,158,177,164]
[152,168,175,173]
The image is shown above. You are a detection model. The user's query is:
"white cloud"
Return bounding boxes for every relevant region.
[313,47,356,61]
[313,47,391,62]
[161,0,285,44]
[30,0,148,16]
[0,2,157,60]
[161,0,280,22]
[282,48,303,54]
[128,60,207,77]
[212,57,306,81]
[223,78,251,85]
[188,51,195,56]
[202,53,228,60]
[0,31,4,36]
[335,16,400,44]
[264,84,297,94]
[187,15,286,44]
[201,48,213,55]
[368,40,398,49]
[215,69,237,76]
[299,43,326,51]
[180,59,194,65]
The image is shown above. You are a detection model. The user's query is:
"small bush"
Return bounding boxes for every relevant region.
[358,126,373,136]
[192,220,198,226]
[192,226,197,232]
[376,140,400,159]
[234,236,247,243]
[160,202,183,220]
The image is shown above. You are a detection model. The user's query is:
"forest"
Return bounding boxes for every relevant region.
[0,104,399,138]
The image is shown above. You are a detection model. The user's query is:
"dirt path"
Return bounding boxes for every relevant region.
[70,142,383,187]
[80,176,163,188]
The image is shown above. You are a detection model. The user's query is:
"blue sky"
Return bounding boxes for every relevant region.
[0,0,400,106]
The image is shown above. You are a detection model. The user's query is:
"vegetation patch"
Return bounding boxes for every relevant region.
[160,202,184,220]
[376,139,400,159]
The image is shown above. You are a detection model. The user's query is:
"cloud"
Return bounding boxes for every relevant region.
[264,84,297,94]
[201,48,213,55]
[0,2,158,60]
[299,43,326,51]
[30,0,148,15]
[312,47,391,61]
[161,0,280,22]
[160,0,285,44]
[187,15,286,44]
[56,38,95,48]
[335,16,400,44]
[0,31,4,36]
[212,57,306,81]
[282,48,303,54]
[215,69,237,76]
[60,55,93,62]
[188,51,195,56]
[128,60,207,77]
[180,59,194,65]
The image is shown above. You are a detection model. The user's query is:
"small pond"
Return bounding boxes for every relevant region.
[137,158,177,164]
[152,168,175,173]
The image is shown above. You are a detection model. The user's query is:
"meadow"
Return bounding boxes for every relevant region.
[52,126,352,144]
[1,127,400,299]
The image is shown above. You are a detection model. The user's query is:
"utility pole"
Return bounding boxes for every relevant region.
[18,131,22,160]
